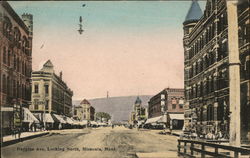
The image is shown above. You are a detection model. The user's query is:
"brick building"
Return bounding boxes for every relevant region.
[147,88,184,129]
[0,1,33,135]
[183,0,249,141]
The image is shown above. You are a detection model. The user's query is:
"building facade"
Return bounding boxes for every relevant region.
[183,0,250,141]
[148,88,184,118]
[130,96,147,126]
[30,60,73,118]
[0,1,33,135]
[147,88,184,129]
[72,105,83,121]
[80,99,95,121]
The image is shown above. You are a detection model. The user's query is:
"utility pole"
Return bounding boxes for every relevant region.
[226,0,241,147]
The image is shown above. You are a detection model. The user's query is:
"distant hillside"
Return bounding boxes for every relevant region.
[73,95,152,122]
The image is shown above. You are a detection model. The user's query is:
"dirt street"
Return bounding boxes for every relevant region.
[2,126,179,158]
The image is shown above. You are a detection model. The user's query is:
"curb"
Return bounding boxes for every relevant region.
[2,132,49,147]
[172,133,180,137]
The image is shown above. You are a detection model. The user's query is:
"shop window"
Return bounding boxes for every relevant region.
[45,100,49,110]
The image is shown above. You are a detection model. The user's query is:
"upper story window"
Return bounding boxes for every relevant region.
[3,47,7,64]
[34,84,39,93]
[3,16,12,39]
[45,85,49,94]
[13,27,21,47]
[161,94,165,99]
[179,99,184,108]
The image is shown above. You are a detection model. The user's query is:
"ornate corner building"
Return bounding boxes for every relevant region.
[130,96,147,126]
[0,1,33,135]
[79,99,95,121]
[30,60,73,117]
[183,0,250,141]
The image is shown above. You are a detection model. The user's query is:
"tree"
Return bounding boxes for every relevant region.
[95,112,111,122]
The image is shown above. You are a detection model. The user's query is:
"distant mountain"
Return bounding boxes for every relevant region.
[73,95,152,122]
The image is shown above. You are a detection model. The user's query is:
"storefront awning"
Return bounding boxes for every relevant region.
[97,122,107,126]
[64,117,74,124]
[44,113,54,123]
[53,114,66,124]
[23,108,39,123]
[1,107,13,111]
[169,113,184,120]
[73,120,80,125]
[90,121,97,125]
[79,120,88,125]
[145,116,164,124]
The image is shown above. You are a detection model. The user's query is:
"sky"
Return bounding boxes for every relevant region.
[9,1,206,100]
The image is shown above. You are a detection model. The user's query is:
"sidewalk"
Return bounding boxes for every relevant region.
[157,129,182,137]
[2,131,49,147]
[136,152,178,158]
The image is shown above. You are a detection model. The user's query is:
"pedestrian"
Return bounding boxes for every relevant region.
[218,131,222,140]
[18,128,22,142]
[11,127,15,138]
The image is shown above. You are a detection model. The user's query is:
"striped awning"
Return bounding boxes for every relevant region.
[52,114,66,124]
[23,108,39,123]
[64,117,74,124]
[44,113,54,123]
[145,116,163,124]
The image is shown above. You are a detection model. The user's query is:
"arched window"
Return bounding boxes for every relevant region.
[7,49,11,66]
[22,36,29,54]
[200,59,203,72]
[7,76,10,96]
[17,82,20,98]
[205,55,209,68]
[195,85,198,98]
[3,16,12,39]
[195,62,198,75]
[207,105,214,121]
[200,106,203,122]
[211,76,214,92]
[13,54,16,70]
[13,27,21,47]
[206,79,210,94]
[200,82,203,97]
[245,56,250,79]
[193,64,196,76]
[22,61,25,74]
[3,47,7,64]
[13,79,16,98]
[210,52,215,65]
[17,58,20,72]
[3,75,7,93]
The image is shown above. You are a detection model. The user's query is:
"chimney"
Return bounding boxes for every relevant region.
[60,71,62,79]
